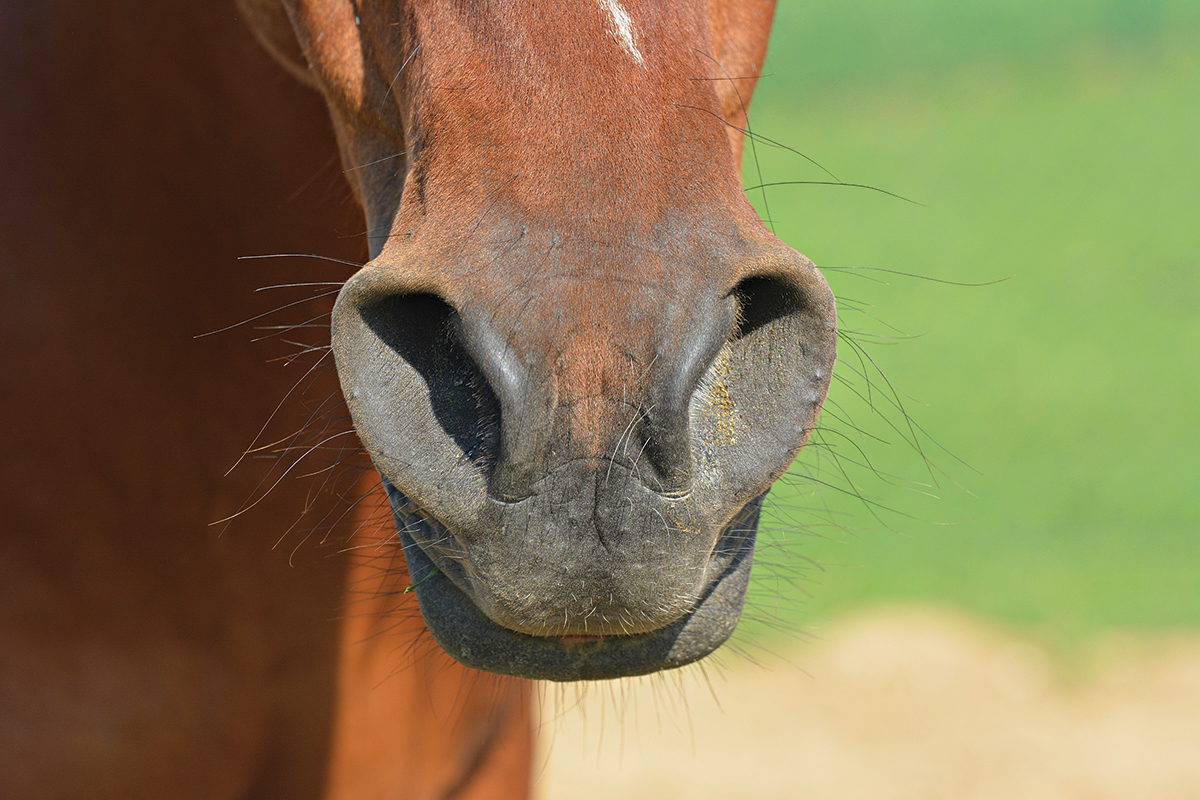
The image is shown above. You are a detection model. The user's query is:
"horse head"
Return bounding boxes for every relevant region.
[242,0,836,680]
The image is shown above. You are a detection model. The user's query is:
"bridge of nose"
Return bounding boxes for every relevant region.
[550,327,641,461]
[285,0,765,263]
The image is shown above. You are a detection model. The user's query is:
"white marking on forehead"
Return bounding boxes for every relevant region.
[598,0,645,66]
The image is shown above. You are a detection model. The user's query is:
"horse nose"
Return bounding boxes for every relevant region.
[332,245,836,547]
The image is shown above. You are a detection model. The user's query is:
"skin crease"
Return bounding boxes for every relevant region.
[0,1,832,798]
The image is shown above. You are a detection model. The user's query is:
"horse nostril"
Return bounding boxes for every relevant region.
[350,292,502,478]
[733,275,806,340]
[681,263,837,503]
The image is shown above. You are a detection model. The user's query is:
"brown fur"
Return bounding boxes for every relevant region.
[0,4,528,798]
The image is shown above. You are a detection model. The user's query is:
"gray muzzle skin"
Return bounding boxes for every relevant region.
[388,477,763,682]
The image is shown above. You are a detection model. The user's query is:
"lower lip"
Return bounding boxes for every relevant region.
[557,634,607,645]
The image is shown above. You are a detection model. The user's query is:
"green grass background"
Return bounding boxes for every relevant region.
[741,0,1200,651]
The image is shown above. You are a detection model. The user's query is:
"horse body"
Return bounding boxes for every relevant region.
[0,1,831,797]
[1,4,526,798]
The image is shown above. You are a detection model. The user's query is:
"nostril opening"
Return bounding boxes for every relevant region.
[732,275,806,340]
[358,293,502,474]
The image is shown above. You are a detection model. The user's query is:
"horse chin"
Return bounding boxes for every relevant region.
[384,480,760,682]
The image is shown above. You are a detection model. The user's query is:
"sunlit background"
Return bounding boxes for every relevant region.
[748,0,1199,652]
[539,3,1200,797]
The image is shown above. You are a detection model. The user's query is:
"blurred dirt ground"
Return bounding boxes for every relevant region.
[534,607,1200,800]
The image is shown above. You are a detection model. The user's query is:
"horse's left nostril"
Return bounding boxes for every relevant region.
[681,260,837,505]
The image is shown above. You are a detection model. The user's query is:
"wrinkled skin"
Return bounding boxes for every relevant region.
[245,0,836,681]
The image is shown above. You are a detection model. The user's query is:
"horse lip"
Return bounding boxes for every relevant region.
[558,634,607,646]
[383,479,760,681]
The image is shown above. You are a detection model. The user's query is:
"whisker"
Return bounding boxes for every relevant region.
[195,289,340,338]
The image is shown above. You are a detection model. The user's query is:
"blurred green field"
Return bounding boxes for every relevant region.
[741,1,1200,650]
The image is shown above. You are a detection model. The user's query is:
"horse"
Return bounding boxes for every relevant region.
[0,1,834,797]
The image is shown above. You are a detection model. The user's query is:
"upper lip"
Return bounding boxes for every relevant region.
[387,477,754,641]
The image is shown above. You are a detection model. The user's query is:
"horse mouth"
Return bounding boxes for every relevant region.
[383,479,759,682]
